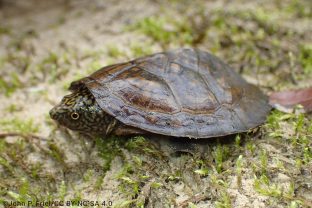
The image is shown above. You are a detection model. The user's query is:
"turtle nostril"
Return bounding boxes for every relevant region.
[49,108,57,120]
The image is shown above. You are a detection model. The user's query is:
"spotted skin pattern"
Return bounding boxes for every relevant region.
[49,87,117,135]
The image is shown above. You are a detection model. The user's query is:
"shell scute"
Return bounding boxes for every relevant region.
[71,48,271,138]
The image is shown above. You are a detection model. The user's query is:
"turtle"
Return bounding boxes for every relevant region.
[49,48,271,139]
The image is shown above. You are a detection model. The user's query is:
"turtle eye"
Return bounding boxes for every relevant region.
[71,112,80,120]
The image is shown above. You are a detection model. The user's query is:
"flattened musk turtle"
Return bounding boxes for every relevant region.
[50,48,271,138]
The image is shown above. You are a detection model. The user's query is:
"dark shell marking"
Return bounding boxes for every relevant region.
[69,48,271,138]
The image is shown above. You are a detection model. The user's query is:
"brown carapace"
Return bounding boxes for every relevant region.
[50,48,271,138]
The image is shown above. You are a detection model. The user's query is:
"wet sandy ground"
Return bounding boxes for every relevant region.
[0,0,311,207]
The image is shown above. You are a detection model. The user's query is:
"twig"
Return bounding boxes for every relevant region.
[0,132,48,141]
[0,132,50,154]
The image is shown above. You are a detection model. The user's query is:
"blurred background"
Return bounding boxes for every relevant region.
[0,0,311,207]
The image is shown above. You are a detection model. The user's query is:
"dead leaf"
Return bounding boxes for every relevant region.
[269,87,312,113]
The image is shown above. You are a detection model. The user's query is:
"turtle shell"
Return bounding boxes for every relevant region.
[69,48,271,138]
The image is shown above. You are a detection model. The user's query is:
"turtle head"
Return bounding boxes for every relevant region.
[49,87,116,135]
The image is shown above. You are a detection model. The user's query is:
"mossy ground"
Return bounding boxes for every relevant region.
[0,0,311,207]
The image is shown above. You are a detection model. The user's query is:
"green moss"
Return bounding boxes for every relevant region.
[94,175,105,190]
[129,42,153,57]
[18,177,31,202]
[245,142,256,155]
[106,45,125,58]
[235,155,243,187]
[47,142,66,164]
[167,171,182,182]
[128,16,174,45]
[36,51,71,83]
[58,181,67,201]
[114,199,137,208]
[0,140,6,152]
[299,44,312,74]
[0,156,15,174]
[83,169,94,182]
[259,149,268,175]
[96,136,124,173]
[87,60,102,73]
[253,175,282,198]
[30,163,42,179]
[188,202,198,208]
[288,200,303,208]
[0,118,39,133]
[234,134,241,147]
[194,159,209,176]
[39,52,58,68]
[125,136,147,150]
[286,0,312,18]
[128,16,194,48]
[69,194,83,205]
[285,181,295,199]
[6,53,31,73]
[124,136,164,160]
[150,182,163,189]
[266,110,293,130]
[209,173,229,188]
[0,26,11,35]
[235,9,278,35]
[213,144,229,173]
[118,174,141,198]
[4,177,38,205]
[194,168,209,176]
[303,146,312,163]
[0,72,23,97]
[215,191,232,208]
[5,104,22,113]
